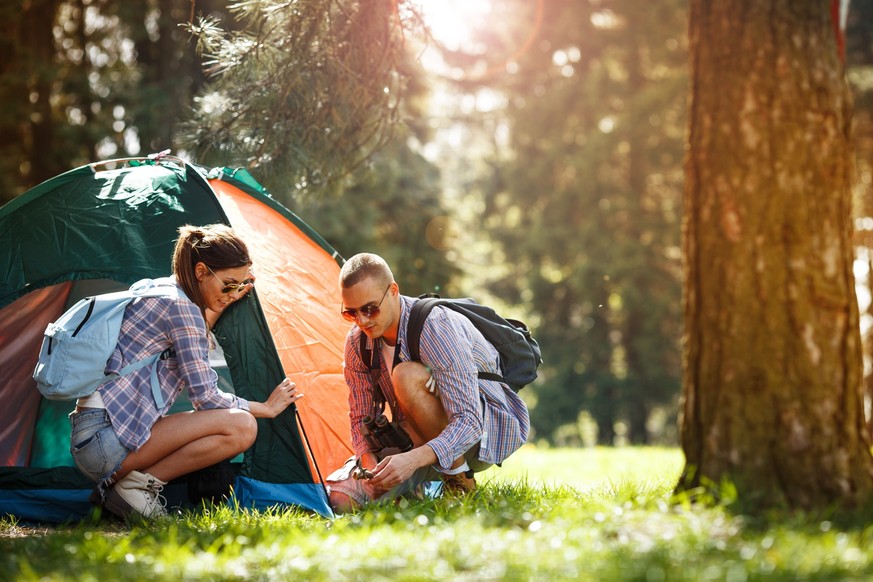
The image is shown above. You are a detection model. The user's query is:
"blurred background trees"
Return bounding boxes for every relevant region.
[438,0,688,445]
[2,0,872,447]
[0,0,224,204]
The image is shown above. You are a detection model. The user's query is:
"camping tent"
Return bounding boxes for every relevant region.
[0,156,354,522]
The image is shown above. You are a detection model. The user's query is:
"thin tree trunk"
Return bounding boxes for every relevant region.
[679,0,873,508]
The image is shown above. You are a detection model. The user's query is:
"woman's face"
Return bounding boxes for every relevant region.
[197,263,253,314]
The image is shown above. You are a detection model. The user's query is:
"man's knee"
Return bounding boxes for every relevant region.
[392,362,433,401]
[393,361,431,385]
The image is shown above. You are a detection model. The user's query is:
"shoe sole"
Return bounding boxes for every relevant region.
[103,489,135,518]
[104,489,168,519]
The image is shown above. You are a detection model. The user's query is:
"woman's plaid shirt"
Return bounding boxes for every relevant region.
[100,280,250,452]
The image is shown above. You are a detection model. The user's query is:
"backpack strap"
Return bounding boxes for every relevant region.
[121,280,182,409]
[407,295,504,384]
[359,332,387,417]
[110,347,175,409]
[406,295,439,365]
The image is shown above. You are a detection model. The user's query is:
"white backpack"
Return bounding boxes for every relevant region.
[32,278,182,406]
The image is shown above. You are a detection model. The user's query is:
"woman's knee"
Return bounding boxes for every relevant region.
[226,409,258,450]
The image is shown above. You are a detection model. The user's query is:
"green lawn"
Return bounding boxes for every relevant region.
[482,445,684,490]
[3,446,873,581]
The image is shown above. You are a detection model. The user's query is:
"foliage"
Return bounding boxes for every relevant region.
[173,0,462,289]
[5,447,873,580]
[292,138,462,293]
[179,0,408,197]
[273,40,462,292]
[0,0,459,303]
[438,0,688,443]
[0,0,219,204]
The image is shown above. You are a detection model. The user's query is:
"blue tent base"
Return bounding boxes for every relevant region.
[232,476,333,518]
[0,487,95,524]
[0,468,334,523]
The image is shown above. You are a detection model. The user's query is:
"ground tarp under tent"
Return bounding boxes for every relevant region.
[0,156,354,522]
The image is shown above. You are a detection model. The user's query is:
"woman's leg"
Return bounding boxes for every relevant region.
[115,408,257,483]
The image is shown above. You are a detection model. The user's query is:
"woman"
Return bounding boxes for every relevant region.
[69,224,302,519]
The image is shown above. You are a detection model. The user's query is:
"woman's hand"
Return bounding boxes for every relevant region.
[236,268,256,300]
[249,377,303,419]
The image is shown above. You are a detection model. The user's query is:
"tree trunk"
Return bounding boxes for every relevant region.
[680,0,873,508]
[0,0,62,193]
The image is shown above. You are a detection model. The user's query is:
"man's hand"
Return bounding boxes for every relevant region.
[352,457,375,480]
[368,446,437,491]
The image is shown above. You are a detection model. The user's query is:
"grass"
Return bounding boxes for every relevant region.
[3,446,873,580]
[481,444,684,489]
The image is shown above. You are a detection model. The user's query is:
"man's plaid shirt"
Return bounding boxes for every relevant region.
[344,295,530,470]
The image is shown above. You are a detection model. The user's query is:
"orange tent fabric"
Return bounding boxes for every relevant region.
[210,179,353,479]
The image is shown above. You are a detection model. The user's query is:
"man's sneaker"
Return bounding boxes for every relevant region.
[441,471,476,496]
[104,470,168,519]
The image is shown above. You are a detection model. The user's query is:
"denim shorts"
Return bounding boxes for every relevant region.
[69,408,129,487]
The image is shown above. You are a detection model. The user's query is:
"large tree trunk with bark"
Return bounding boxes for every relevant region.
[679,0,873,508]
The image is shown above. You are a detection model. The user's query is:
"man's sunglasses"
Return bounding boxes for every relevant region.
[207,265,254,294]
[341,284,391,322]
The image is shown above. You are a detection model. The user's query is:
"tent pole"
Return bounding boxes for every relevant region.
[295,407,329,497]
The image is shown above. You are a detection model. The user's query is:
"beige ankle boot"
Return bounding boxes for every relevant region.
[104,470,168,519]
[441,471,476,495]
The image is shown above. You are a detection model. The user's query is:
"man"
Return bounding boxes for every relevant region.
[327,253,530,512]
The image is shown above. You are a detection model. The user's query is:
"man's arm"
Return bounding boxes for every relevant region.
[343,330,380,459]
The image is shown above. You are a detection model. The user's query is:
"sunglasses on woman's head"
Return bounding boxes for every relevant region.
[341,284,391,322]
[207,265,254,294]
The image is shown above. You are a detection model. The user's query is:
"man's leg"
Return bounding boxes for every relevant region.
[391,362,449,441]
[392,362,475,487]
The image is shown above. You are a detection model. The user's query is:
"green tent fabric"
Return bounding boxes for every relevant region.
[1,162,225,306]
